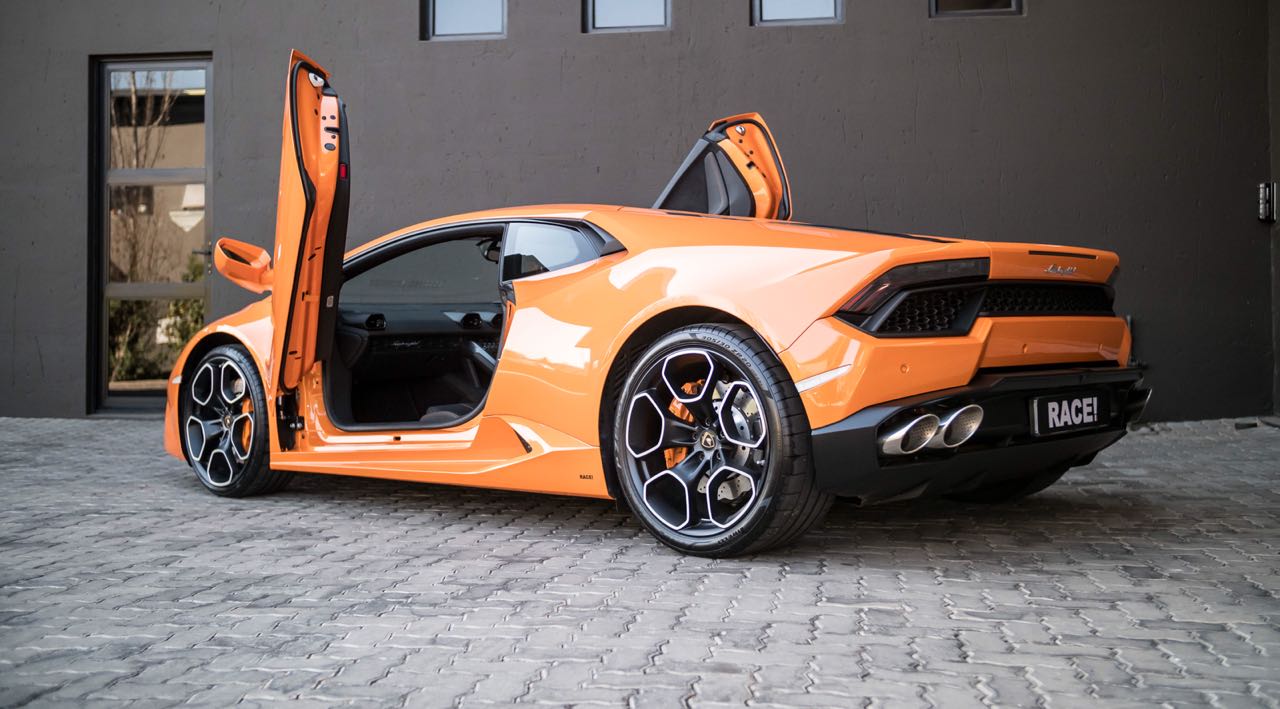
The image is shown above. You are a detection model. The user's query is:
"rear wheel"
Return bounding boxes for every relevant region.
[946,464,1068,504]
[179,344,291,497]
[612,325,832,557]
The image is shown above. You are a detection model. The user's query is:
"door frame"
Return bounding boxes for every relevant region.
[88,54,213,412]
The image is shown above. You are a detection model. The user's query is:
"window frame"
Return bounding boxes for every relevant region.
[89,54,213,413]
[583,0,672,34]
[420,0,507,41]
[928,0,1024,18]
[341,219,623,287]
[751,0,844,27]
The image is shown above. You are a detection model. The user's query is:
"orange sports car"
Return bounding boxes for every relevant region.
[165,50,1150,556]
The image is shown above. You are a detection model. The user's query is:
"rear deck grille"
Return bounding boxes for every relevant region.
[876,289,972,334]
[980,283,1114,317]
[845,281,1115,337]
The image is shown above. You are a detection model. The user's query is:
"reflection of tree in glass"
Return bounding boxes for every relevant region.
[107,72,205,385]
[110,71,180,285]
[108,259,205,383]
[165,259,207,345]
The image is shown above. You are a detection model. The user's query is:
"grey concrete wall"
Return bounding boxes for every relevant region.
[0,0,1274,420]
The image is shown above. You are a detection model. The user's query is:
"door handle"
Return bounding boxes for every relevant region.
[192,248,214,275]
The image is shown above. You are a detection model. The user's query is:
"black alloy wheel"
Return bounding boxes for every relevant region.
[613,325,832,556]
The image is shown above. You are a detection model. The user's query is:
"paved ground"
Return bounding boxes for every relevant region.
[0,417,1278,708]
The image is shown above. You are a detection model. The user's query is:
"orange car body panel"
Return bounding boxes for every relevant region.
[707,113,792,220]
[165,203,1131,499]
[164,50,1133,500]
[271,50,344,393]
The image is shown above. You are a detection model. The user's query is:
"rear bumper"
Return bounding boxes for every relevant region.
[810,367,1150,503]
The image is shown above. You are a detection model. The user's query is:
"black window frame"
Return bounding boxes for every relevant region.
[929,0,1024,18]
[751,0,844,27]
[89,53,213,414]
[341,219,623,287]
[583,0,672,34]
[419,0,507,41]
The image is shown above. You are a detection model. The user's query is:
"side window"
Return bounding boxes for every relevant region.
[501,223,597,281]
[341,237,500,305]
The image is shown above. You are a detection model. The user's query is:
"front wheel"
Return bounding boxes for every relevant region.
[612,325,832,557]
[178,344,291,497]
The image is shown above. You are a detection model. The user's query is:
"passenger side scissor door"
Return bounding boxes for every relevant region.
[653,113,792,220]
[270,50,350,398]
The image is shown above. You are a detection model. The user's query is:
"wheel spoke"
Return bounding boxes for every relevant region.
[625,390,698,460]
[185,416,223,463]
[717,381,767,449]
[670,450,710,485]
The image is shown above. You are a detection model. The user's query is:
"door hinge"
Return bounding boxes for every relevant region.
[276,393,303,449]
[1259,182,1277,223]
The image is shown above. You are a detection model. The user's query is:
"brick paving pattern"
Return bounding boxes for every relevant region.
[1,417,1278,707]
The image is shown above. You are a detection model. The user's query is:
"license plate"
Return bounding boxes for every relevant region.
[1031,391,1109,436]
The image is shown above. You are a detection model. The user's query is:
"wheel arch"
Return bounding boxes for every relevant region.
[180,333,258,390]
[171,331,265,461]
[597,305,757,503]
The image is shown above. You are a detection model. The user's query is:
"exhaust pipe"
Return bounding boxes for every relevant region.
[926,404,985,449]
[879,414,941,456]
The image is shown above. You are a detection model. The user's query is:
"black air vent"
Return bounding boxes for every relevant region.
[980,283,1114,317]
[876,289,972,334]
[840,281,1115,337]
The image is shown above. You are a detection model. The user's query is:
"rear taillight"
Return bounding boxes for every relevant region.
[841,258,990,315]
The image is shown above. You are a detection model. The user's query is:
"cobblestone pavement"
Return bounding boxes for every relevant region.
[0,417,1278,708]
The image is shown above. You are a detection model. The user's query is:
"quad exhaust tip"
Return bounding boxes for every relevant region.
[879,404,985,456]
[926,404,985,449]
[879,414,941,456]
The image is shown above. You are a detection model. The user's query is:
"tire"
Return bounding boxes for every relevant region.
[178,344,292,497]
[946,464,1068,504]
[612,324,833,557]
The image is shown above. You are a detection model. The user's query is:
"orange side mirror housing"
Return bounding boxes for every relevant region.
[214,237,274,293]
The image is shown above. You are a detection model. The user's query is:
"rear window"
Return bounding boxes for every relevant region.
[501,223,597,281]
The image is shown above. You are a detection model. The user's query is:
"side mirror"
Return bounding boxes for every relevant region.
[477,237,502,264]
[214,237,273,293]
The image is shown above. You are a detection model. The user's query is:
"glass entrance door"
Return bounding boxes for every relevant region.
[96,59,211,408]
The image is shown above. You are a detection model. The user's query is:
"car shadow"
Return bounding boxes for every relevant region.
[262,468,1178,571]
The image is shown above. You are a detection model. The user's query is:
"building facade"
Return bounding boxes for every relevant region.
[1,0,1278,421]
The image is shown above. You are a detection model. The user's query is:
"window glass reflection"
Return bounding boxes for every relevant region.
[592,0,667,29]
[108,183,206,284]
[108,69,205,169]
[759,0,838,22]
[430,0,505,37]
[107,297,204,394]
